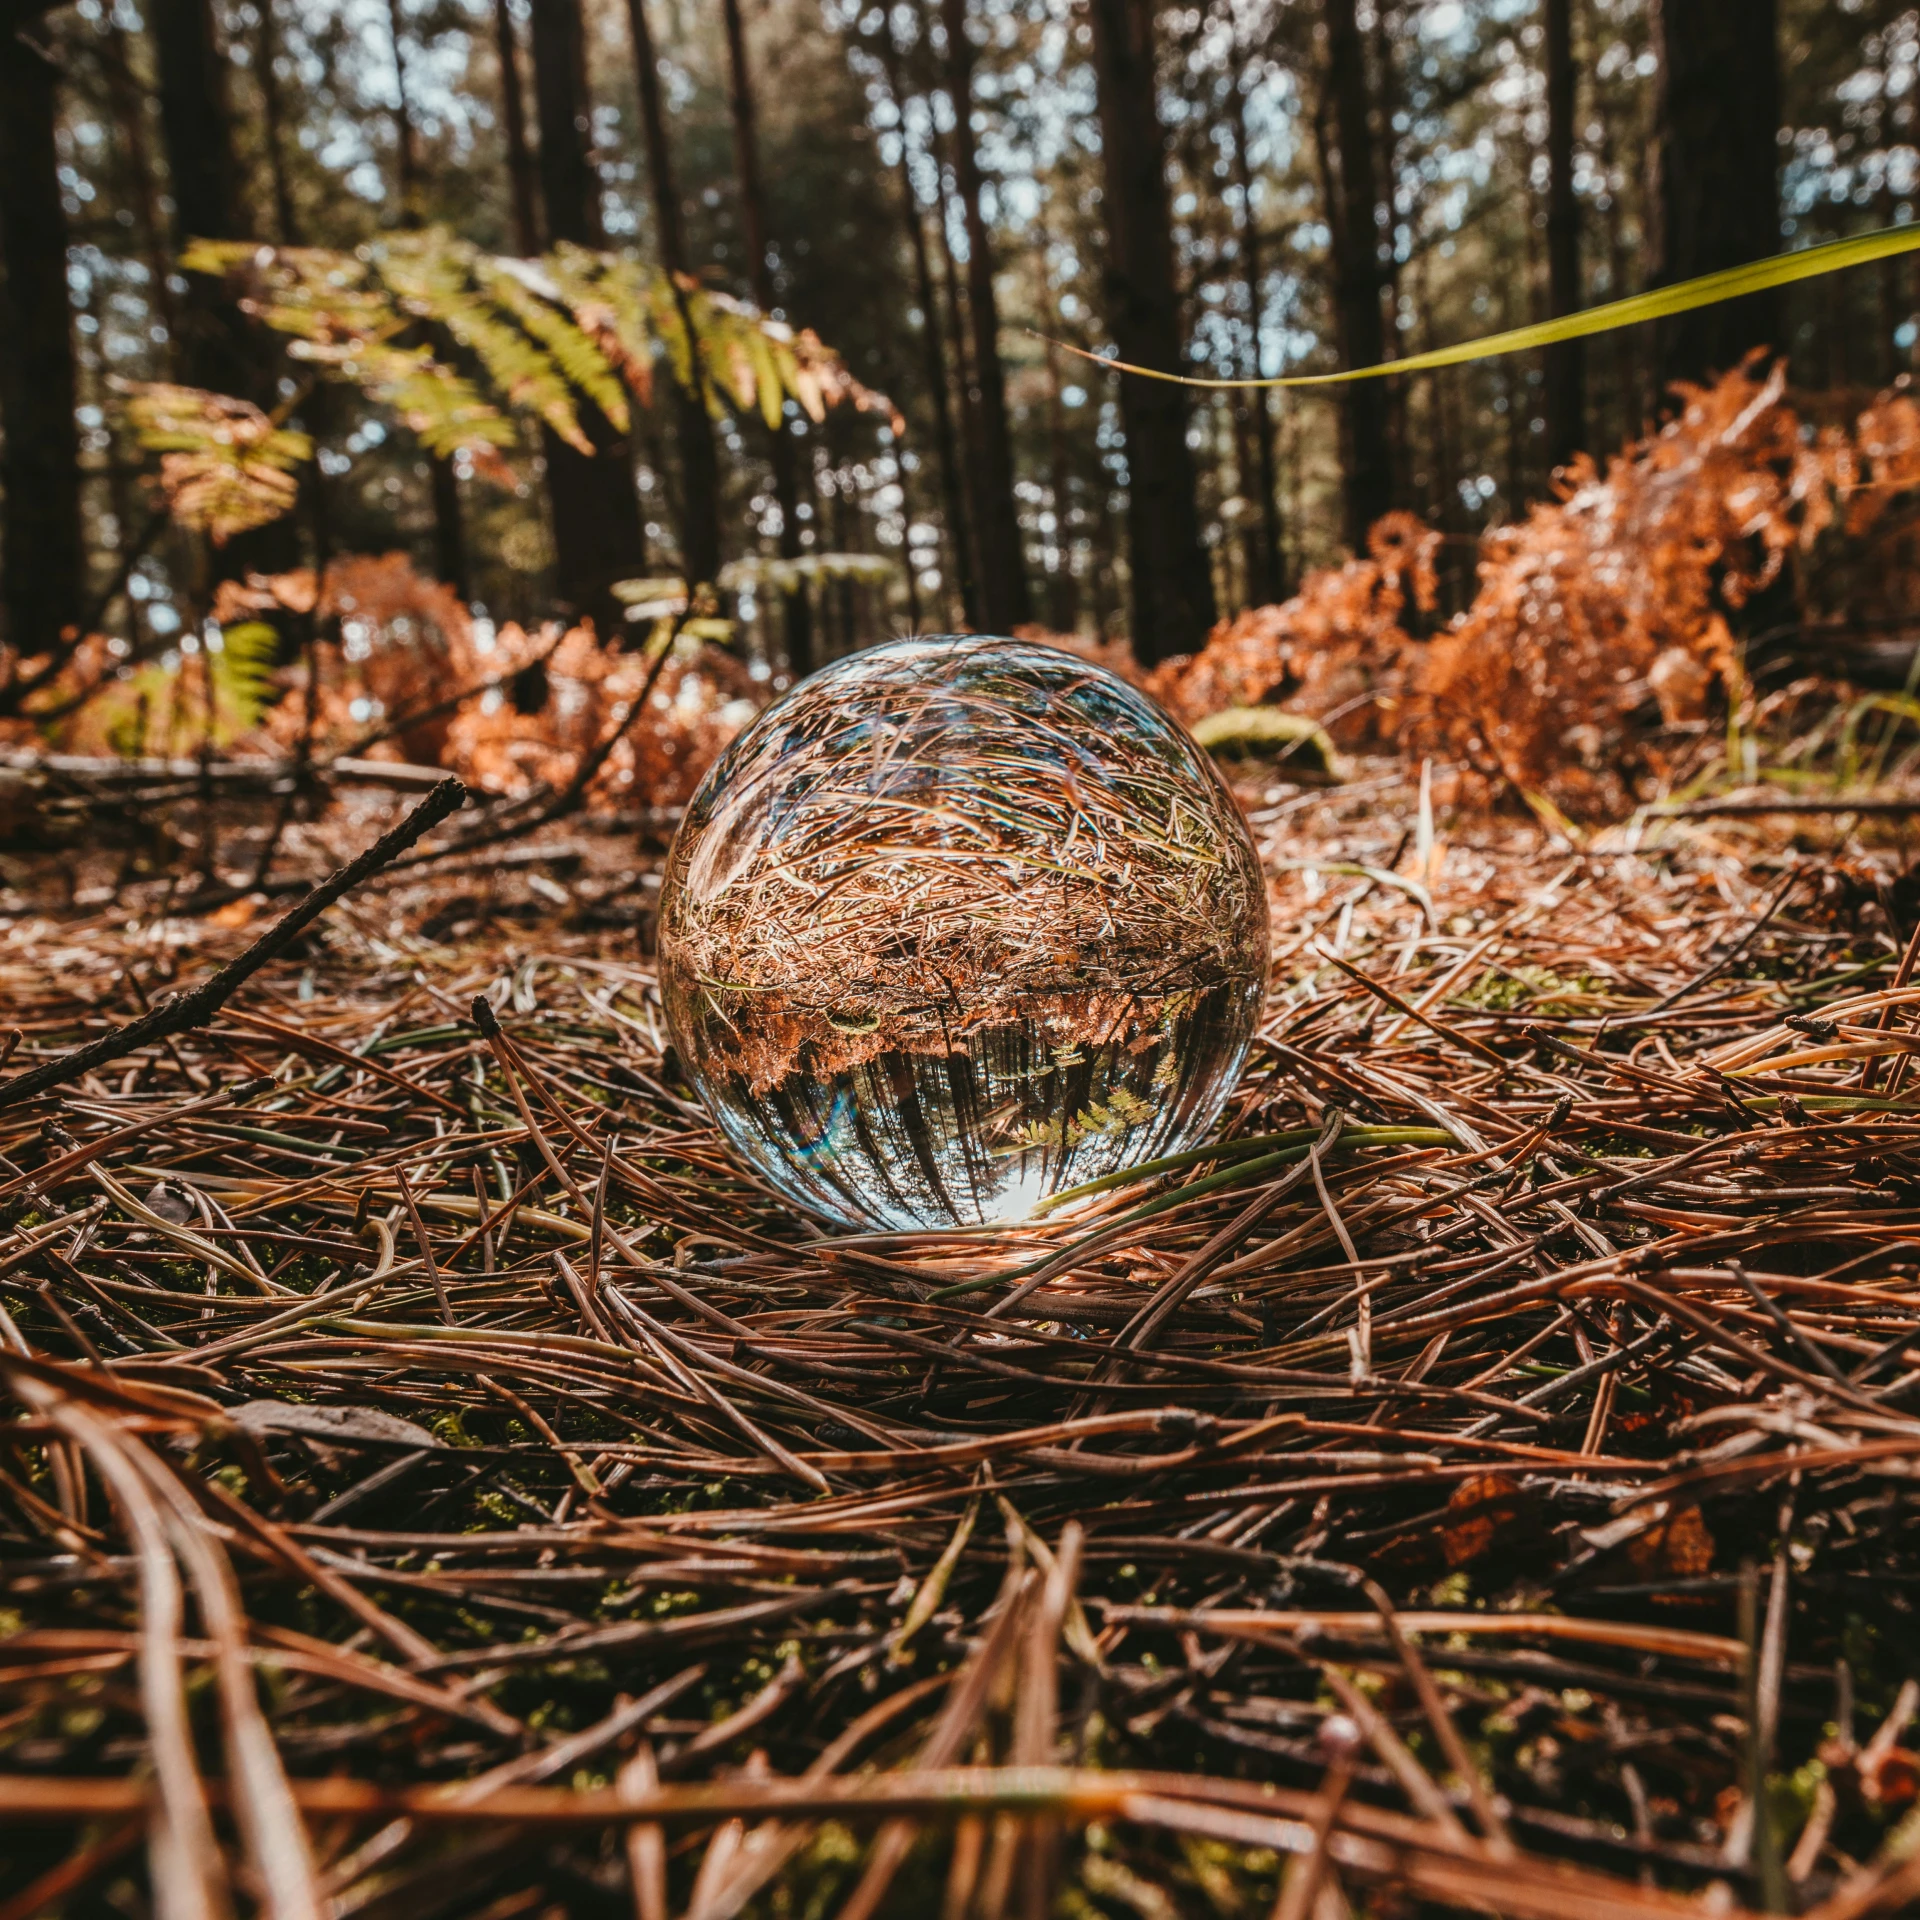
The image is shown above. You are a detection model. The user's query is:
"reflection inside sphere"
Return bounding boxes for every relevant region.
[657,635,1270,1231]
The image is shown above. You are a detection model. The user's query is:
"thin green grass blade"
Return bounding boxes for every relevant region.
[1043,221,1920,391]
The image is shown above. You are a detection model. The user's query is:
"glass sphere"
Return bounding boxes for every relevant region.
[657,635,1269,1231]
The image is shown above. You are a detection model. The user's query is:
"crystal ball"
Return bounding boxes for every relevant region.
[657,635,1269,1231]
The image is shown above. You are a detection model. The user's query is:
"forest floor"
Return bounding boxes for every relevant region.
[4,768,1920,1920]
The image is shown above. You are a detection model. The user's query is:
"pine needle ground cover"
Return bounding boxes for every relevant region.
[4,778,1920,1919]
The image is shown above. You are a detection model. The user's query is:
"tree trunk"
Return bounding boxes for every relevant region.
[494,0,541,255]
[0,4,82,665]
[721,0,811,675]
[101,22,178,347]
[932,132,988,622]
[892,123,977,628]
[386,0,465,593]
[1649,0,1782,394]
[527,0,649,639]
[1034,220,1080,634]
[385,0,422,224]
[255,0,300,242]
[1228,67,1284,605]
[148,0,250,396]
[1371,7,1410,506]
[1319,0,1392,552]
[940,0,1031,633]
[1085,0,1216,664]
[149,0,244,246]
[627,0,724,592]
[430,457,471,601]
[529,0,602,250]
[1596,98,1638,450]
[1543,0,1585,469]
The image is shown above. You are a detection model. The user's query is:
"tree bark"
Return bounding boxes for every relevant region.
[0,3,82,665]
[1543,0,1585,469]
[932,131,988,620]
[940,0,1031,633]
[721,0,811,675]
[149,0,244,246]
[148,0,252,401]
[527,0,649,640]
[529,0,602,250]
[385,0,422,225]
[1228,67,1284,606]
[494,0,541,255]
[1086,0,1216,664]
[1319,0,1392,552]
[627,0,724,592]
[255,0,300,243]
[1033,217,1080,634]
[385,0,466,595]
[893,119,977,629]
[100,22,178,348]
[1370,7,1410,506]
[1649,0,1782,394]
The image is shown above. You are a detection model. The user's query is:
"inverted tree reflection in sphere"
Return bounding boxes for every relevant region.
[657,635,1270,1231]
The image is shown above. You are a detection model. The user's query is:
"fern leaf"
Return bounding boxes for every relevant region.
[376,230,592,453]
[745,326,787,431]
[481,254,631,433]
[544,247,656,406]
[125,383,312,542]
[210,619,280,732]
[165,234,899,498]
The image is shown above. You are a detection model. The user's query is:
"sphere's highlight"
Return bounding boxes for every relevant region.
[657,636,1269,1230]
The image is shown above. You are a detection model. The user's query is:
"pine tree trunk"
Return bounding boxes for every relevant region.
[721,0,811,676]
[627,0,724,592]
[930,133,989,625]
[527,0,649,640]
[255,0,300,242]
[529,0,601,250]
[1085,0,1216,664]
[890,109,978,629]
[148,0,247,396]
[1544,0,1586,469]
[101,23,178,350]
[1649,0,1781,394]
[149,0,306,581]
[0,4,82,668]
[494,0,541,255]
[1320,0,1392,553]
[385,0,466,595]
[1228,68,1284,605]
[1034,228,1081,636]
[1596,99,1638,452]
[385,0,422,225]
[1371,8,1410,507]
[940,0,1031,634]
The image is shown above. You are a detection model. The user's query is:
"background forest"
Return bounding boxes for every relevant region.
[3,0,1918,758]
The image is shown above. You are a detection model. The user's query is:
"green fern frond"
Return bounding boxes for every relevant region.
[212,620,280,727]
[744,326,787,431]
[156,231,898,540]
[376,231,591,453]
[479,255,631,433]
[124,383,313,542]
[544,248,656,405]
[94,622,281,759]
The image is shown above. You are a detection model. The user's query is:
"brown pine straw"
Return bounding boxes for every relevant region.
[7,767,1920,1917]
